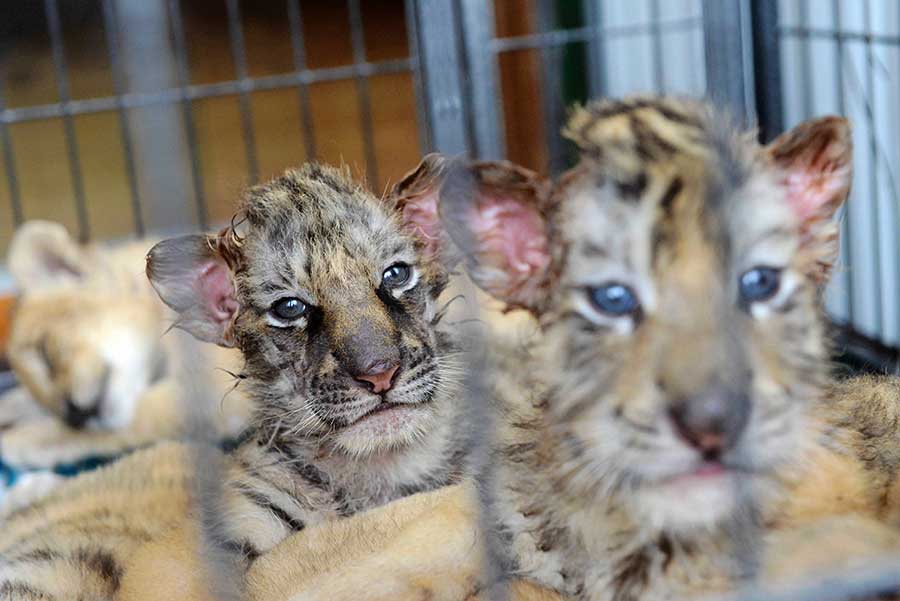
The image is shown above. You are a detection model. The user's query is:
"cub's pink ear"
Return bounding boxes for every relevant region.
[439,160,552,313]
[766,116,852,282]
[390,153,448,260]
[146,232,241,347]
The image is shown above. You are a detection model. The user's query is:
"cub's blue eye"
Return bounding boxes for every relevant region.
[382,263,412,288]
[271,297,308,321]
[739,267,781,303]
[587,283,640,316]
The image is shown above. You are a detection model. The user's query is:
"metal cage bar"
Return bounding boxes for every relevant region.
[581,0,607,100]
[100,0,145,236]
[44,0,90,241]
[750,0,782,142]
[403,0,431,154]
[534,1,567,174]
[649,0,665,93]
[0,74,23,228]
[702,0,756,124]
[347,0,380,187]
[459,0,504,159]
[286,0,318,162]
[0,60,413,126]
[225,0,259,185]
[168,0,208,229]
[413,0,469,155]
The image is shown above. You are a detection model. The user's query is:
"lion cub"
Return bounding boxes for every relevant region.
[0,161,470,598]
[2,222,250,472]
[434,98,874,599]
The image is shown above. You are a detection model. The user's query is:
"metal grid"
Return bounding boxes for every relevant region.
[456,0,712,172]
[770,0,900,345]
[0,0,429,245]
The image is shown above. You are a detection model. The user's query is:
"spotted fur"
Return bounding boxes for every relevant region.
[0,161,471,599]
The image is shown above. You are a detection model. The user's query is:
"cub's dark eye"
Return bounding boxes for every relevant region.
[382,263,412,289]
[587,283,640,316]
[739,267,781,303]
[270,297,308,321]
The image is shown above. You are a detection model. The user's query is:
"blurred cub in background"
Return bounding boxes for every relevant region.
[0,221,251,507]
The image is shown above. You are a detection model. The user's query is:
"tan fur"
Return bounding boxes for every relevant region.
[120,482,564,601]
[0,443,193,598]
[2,221,251,475]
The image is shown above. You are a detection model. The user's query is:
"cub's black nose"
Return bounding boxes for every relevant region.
[63,398,100,429]
[668,388,750,459]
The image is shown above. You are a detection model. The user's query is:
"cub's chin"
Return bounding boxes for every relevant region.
[333,403,438,457]
[631,466,741,534]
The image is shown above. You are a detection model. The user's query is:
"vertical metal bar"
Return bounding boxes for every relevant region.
[404,0,431,153]
[702,0,755,124]
[534,0,567,174]
[582,0,608,100]
[750,0,782,142]
[347,0,379,187]
[225,0,259,184]
[863,0,886,338]
[650,0,665,93]
[831,0,852,322]
[798,0,813,119]
[167,0,208,229]
[101,0,144,236]
[45,0,90,241]
[459,0,503,158]
[286,0,318,161]
[415,0,469,155]
[0,88,23,227]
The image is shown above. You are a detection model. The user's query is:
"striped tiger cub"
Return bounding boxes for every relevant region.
[0,159,472,599]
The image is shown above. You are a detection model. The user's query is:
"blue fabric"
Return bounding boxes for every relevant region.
[0,432,248,496]
[0,454,117,489]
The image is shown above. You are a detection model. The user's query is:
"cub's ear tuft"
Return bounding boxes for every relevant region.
[439,159,553,314]
[766,115,852,283]
[8,220,91,292]
[146,232,241,347]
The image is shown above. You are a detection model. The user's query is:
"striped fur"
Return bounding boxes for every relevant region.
[0,162,471,599]
[438,97,864,600]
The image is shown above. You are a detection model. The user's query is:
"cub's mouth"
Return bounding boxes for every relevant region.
[355,401,402,421]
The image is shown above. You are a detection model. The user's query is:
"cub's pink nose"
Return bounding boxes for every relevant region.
[354,364,399,394]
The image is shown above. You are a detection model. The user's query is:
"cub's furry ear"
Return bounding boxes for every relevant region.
[8,220,91,291]
[438,159,552,314]
[389,153,450,261]
[146,230,242,347]
[766,115,852,283]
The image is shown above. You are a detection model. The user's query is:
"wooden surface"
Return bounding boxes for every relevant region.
[0,295,13,359]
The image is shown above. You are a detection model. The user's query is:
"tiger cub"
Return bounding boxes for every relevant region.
[0,160,471,599]
[432,98,872,599]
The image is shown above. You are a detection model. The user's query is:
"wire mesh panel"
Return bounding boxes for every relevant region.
[774,0,900,346]
[458,0,709,174]
[0,0,430,269]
